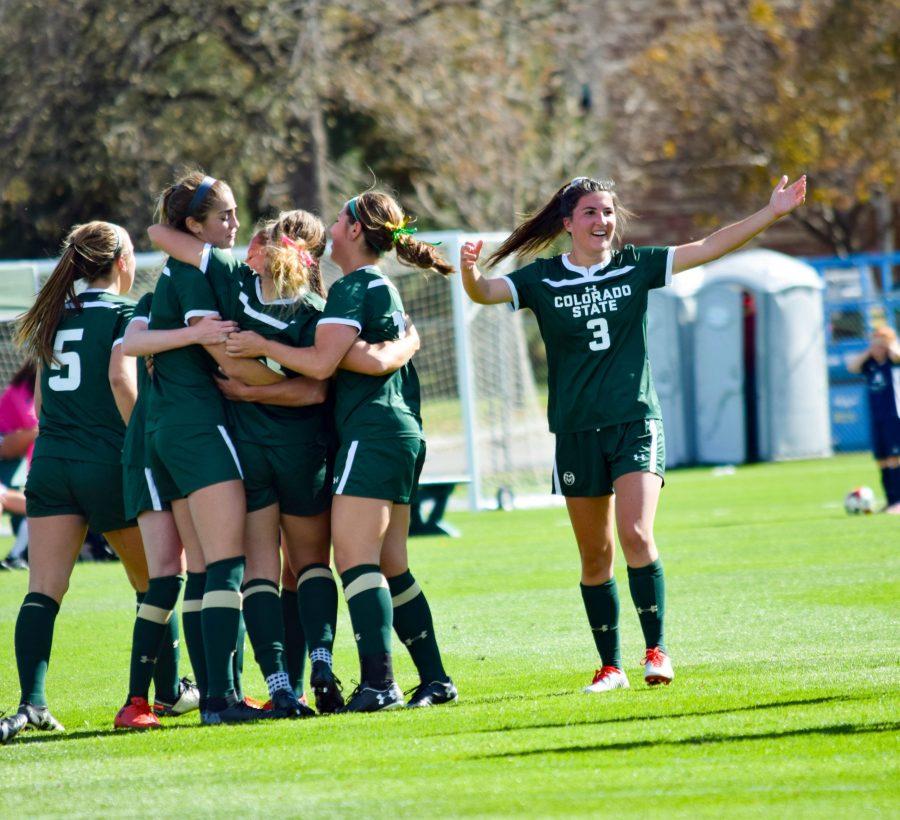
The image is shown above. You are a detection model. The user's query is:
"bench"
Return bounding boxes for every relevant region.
[409,475,471,537]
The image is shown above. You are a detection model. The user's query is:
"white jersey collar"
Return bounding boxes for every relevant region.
[561,253,615,277]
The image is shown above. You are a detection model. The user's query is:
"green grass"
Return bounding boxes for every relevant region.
[1,453,897,817]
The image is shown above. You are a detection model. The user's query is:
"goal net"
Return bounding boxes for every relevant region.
[0,232,556,510]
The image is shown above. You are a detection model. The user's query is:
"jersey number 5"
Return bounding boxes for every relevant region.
[48,328,84,392]
[587,318,611,351]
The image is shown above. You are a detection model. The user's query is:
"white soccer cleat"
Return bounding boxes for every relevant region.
[583,666,630,694]
[642,647,674,685]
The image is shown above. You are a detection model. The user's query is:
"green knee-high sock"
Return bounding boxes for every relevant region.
[233,613,246,699]
[297,562,337,664]
[580,579,622,669]
[182,571,208,699]
[242,578,288,696]
[202,557,245,700]
[627,559,666,651]
[129,576,183,701]
[280,588,306,697]
[387,570,448,684]
[15,592,60,707]
[341,564,394,686]
[153,584,183,704]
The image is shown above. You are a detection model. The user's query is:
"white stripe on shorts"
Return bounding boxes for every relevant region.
[144,468,163,512]
[648,419,659,474]
[217,425,244,479]
[335,440,359,495]
[552,455,562,495]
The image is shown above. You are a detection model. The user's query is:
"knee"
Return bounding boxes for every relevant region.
[578,540,615,584]
[618,522,654,558]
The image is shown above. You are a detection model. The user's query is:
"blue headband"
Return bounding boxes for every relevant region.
[188,176,217,216]
[346,197,360,222]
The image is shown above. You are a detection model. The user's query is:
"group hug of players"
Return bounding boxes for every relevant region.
[1,168,806,742]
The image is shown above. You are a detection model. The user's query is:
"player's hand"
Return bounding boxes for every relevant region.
[190,316,239,346]
[225,330,267,358]
[769,174,806,217]
[145,355,154,378]
[460,240,483,274]
[215,373,251,401]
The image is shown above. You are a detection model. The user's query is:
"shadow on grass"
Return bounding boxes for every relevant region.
[12,721,203,745]
[474,720,900,759]
[436,693,875,737]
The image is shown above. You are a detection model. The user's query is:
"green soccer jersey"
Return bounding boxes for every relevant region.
[34,288,135,465]
[147,257,226,431]
[200,245,330,445]
[503,245,674,433]
[121,293,152,467]
[319,266,422,440]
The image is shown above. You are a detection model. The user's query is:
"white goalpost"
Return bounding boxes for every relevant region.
[0,231,556,511]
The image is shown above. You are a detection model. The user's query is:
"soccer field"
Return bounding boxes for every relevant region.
[0,453,896,816]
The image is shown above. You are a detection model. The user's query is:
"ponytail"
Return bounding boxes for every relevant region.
[487,177,633,268]
[347,192,454,277]
[258,209,327,300]
[16,221,123,365]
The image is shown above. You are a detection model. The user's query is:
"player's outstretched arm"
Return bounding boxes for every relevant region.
[216,373,328,407]
[122,315,237,357]
[226,324,359,381]
[460,240,514,305]
[340,322,420,376]
[673,175,807,274]
[846,348,871,375]
[147,224,206,268]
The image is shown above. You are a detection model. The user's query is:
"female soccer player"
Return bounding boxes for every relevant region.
[149,207,421,714]
[113,294,236,729]
[460,173,807,693]
[144,172,292,724]
[226,192,457,711]
[847,325,900,513]
[10,220,150,736]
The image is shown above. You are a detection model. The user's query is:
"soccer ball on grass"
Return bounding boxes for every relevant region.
[844,486,876,515]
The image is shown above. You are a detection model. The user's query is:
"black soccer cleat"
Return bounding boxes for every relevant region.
[0,713,27,744]
[406,678,459,708]
[310,661,344,714]
[18,703,65,732]
[200,693,275,726]
[269,688,315,719]
[337,681,404,714]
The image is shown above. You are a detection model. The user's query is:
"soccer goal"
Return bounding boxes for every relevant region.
[0,232,555,510]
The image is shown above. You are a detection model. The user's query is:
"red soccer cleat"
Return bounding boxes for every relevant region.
[115,697,161,730]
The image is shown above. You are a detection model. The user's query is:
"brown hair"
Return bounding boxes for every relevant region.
[16,221,125,365]
[487,177,634,268]
[9,360,37,394]
[347,192,454,276]
[157,170,232,233]
[255,210,327,300]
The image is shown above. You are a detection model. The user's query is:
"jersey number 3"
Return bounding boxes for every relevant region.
[48,328,84,392]
[587,318,611,351]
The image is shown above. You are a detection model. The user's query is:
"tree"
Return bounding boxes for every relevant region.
[622,0,899,255]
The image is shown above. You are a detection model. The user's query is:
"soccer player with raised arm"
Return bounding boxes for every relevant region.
[460,174,806,693]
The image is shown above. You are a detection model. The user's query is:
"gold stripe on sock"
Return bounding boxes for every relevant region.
[298,567,333,586]
[201,590,242,610]
[344,572,388,601]
[182,599,203,613]
[242,584,278,600]
[391,581,422,608]
[137,603,173,624]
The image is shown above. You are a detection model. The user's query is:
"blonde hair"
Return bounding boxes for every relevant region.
[255,210,327,300]
[17,221,125,365]
[873,325,897,344]
[347,192,454,276]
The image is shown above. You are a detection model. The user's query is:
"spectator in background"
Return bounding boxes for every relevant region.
[848,326,900,514]
[0,361,38,569]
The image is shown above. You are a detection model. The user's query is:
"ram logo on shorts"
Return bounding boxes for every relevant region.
[563,471,575,485]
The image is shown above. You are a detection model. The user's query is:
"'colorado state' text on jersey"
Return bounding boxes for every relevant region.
[147,257,226,430]
[35,288,134,465]
[319,266,422,439]
[862,357,900,422]
[121,292,152,467]
[503,245,674,433]
[200,245,331,445]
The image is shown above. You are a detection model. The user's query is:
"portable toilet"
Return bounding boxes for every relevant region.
[648,266,706,466]
[692,249,830,464]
